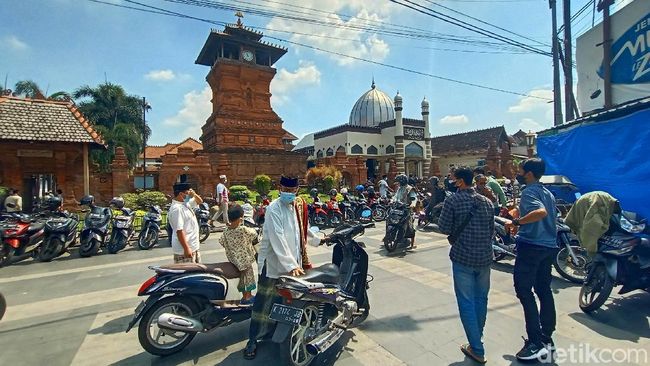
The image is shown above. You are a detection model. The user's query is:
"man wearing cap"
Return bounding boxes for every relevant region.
[211,175,230,226]
[168,182,204,263]
[243,176,325,360]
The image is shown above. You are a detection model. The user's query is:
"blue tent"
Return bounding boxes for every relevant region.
[537,97,650,219]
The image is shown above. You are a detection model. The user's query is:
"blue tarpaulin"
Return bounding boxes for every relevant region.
[537,104,650,219]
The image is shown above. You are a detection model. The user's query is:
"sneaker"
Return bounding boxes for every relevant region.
[541,336,556,361]
[516,337,548,361]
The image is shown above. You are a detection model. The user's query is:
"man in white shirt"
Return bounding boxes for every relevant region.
[378,175,392,199]
[243,176,326,360]
[211,175,229,226]
[168,182,204,263]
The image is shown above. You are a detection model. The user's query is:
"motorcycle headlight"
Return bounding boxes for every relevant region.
[620,215,646,234]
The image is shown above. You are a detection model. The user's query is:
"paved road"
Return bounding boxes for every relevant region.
[0,224,648,366]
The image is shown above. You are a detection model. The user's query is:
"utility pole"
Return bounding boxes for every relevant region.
[563,0,575,121]
[142,96,147,190]
[550,0,564,126]
[599,0,615,109]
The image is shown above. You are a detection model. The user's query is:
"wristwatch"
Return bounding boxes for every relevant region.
[512,218,521,226]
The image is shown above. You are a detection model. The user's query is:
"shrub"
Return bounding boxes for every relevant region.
[137,191,167,208]
[229,185,250,201]
[253,174,272,195]
[323,175,335,191]
[120,192,139,209]
[306,166,342,190]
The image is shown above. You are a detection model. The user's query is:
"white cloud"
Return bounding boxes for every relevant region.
[439,114,469,125]
[145,69,176,81]
[518,118,545,132]
[162,86,212,138]
[266,5,391,66]
[508,89,553,113]
[271,61,321,106]
[1,35,28,51]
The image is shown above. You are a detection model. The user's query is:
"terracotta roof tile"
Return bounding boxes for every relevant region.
[140,138,203,159]
[430,126,509,155]
[0,96,105,145]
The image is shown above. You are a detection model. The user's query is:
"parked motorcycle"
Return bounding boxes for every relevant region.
[0,209,46,267]
[78,195,112,257]
[106,197,136,254]
[38,197,79,262]
[417,191,451,229]
[138,205,163,250]
[271,222,374,366]
[126,262,252,356]
[579,211,650,313]
[368,197,388,222]
[195,203,211,243]
[492,216,590,284]
[383,201,414,252]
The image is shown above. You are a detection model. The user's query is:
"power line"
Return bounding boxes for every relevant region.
[388,0,552,56]
[89,0,552,100]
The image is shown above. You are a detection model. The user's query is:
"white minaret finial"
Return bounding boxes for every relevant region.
[421,96,430,139]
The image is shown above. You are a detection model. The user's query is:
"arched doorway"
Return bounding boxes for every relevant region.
[365,159,378,181]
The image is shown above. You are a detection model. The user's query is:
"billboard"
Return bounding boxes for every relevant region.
[576,0,650,114]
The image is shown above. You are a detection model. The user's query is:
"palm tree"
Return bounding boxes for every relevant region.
[73,82,152,171]
[13,80,70,100]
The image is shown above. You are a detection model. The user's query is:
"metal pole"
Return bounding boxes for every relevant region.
[550,0,564,126]
[563,0,574,121]
[142,96,147,190]
[602,2,613,108]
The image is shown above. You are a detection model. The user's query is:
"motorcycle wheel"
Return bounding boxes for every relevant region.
[199,225,210,243]
[372,206,386,222]
[38,238,63,262]
[384,228,400,253]
[138,227,159,250]
[79,238,100,257]
[417,216,430,230]
[329,212,343,227]
[554,246,590,284]
[137,297,198,356]
[579,263,614,313]
[0,292,5,321]
[344,208,356,222]
[280,303,320,366]
[492,234,508,262]
[0,244,15,267]
[313,212,328,227]
[107,235,128,254]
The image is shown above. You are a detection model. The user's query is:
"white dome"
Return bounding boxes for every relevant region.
[421,97,429,107]
[349,81,395,127]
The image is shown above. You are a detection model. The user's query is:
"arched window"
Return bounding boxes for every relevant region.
[351,144,363,154]
[336,146,345,154]
[405,142,424,157]
[316,150,324,158]
[367,145,378,155]
[385,145,395,154]
[326,148,334,156]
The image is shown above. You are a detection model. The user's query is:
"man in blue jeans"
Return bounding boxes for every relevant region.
[439,167,495,364]
[506,158,558,361]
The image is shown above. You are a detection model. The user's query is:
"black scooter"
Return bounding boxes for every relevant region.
[384,201,414,252]
[138,205,162,250]
[579,211,650,313]
[38,197,79,262]
[78,195,112,257]
[196,203,211,243]
[271,223,374,366]
[126,261,252,356]
[107,197,136,254]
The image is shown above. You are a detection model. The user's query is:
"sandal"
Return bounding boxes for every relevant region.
[460,344,487,364]
[243,343,257,360]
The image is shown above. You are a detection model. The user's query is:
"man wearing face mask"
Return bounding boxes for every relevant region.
[392,174,418,249]
[244,176,326,360]
[168,182,204,263]
[506,158,558,361]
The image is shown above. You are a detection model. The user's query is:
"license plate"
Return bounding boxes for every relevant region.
[269,304,303,325]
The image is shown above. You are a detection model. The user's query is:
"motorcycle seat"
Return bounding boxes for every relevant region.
[494,216,510,225]
[301,263,340,284]
[28,222,45,232]
[156,262,241,279]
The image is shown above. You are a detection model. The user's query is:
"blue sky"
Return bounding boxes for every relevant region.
[0,0,633,146]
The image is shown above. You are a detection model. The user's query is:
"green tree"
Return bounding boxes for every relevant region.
[73,82,151,171]
[253,174,272,195]
[13,80,70,100]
